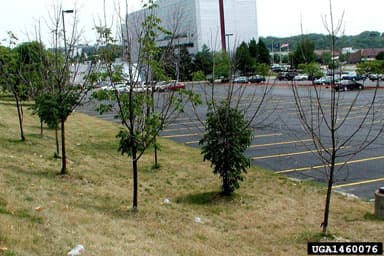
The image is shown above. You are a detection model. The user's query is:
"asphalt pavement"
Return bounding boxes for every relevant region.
[79,81,384,200]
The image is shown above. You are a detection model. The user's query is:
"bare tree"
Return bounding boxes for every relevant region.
[290,0,384,234]
[92,0,196,209]
[44,3,95,174]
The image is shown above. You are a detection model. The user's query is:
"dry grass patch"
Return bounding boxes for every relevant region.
[0,97,382,256]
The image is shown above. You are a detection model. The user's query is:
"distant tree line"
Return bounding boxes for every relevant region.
[75,38,271,81]
[262,31,384,52]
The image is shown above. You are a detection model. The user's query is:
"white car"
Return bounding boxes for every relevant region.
[293,74,309,81]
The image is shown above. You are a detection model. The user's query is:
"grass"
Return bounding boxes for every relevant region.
[0,97,383,255]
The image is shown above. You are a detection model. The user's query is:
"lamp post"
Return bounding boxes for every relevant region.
[225,33,233,82]
[62,9,74,56]
[225,33,233,53]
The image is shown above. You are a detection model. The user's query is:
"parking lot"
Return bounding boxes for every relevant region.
[80,81,384,200]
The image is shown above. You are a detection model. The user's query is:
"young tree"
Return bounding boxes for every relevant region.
[42,5,95,174]
[92,0,196,209]
[213,51,230,79]
[192,44,213,76]
[0,44,24,141]
[193,39,272,197]
[292,37,316,68]
[33,93,61,157]
[256,39,271,65]
[178,46,193,81]
[248,38,258,60]
[290,0,384,234]
[14,41,54,139]
[235,41,253,75]
[298,62,323,81]
[200,102,252,195]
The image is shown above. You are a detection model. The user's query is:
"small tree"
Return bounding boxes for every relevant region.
[292,38,316,68]
[33,93,61,157]
[213,51,230,79]
[192,44,213,76]
[44,5,95,174]
[0,37,48,142]
[235,41,253,75]
[0,44,24,141]
[298,62,323,81]
[92,0,198,209]
[256,39,271,65]
[200,102,252,195]
[290,0,384,234]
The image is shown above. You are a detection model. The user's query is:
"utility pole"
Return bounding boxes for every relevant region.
[219,0,226,52]
[62,9,74,56]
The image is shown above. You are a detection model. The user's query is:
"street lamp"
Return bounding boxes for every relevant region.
[62,9,74,56]
[225,33,233,53]
[225,33,233,81]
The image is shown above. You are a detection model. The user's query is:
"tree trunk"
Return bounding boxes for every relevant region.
[321,150,336,233]
[132,147,138,209]
[14,92,25,141]
[55,126,60,158]
[40,120,43,137]
[153,136,159,168]
[60,119,67,175]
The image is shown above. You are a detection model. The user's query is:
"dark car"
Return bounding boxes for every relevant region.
[277,71,297,81]
[333,80,364,91]
[248,75,266,83]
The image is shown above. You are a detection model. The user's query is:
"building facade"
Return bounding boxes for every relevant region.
[125,0,258,54]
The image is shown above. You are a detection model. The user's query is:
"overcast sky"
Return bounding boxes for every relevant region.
[0,0,382,46]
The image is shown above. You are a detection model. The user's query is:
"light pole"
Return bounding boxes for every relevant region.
[225,33,233,53]
[225,33,233,81]
[62,9,74,56]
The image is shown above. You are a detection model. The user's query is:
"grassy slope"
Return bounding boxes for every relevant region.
[0,97,382,256]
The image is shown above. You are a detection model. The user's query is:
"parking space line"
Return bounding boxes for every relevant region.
[184,133,283,145]
[277,155,384,174]
[333,177,384,189]
[185,140,200,145]
[167,120,202,126]
[253,149,315,160]
[162,133,200,138]
[252,146,349,160]
[163,126,203,132]
[249,139,312,148]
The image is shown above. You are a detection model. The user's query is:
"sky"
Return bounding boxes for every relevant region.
[0,0,383,46]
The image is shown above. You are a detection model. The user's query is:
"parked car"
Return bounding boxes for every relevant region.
[166,81,185,91]
[101,83,127,92]
[333,80,364,91]
[233,76,249,83]
[155,81,185,92]
[248,75,266,83]
[313,76,332,85]
[368,73,383,81]
[340,72,366,81]
[277,71,297,81]
[293,73,309,81]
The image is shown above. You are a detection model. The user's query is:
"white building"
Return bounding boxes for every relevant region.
[125,0,258,54]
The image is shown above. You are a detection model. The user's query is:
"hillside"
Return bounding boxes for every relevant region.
[261,31,384,51]
[0,95,382,255]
